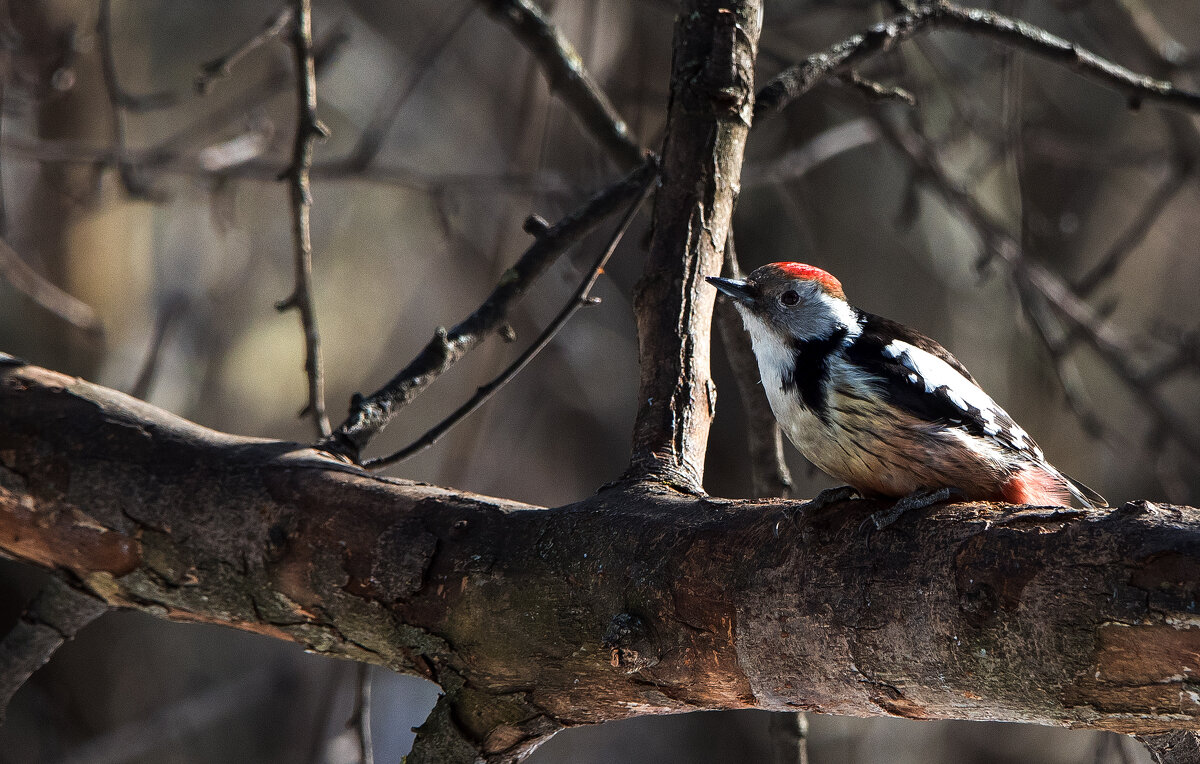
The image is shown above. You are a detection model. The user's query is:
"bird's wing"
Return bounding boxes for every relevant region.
[846,316,1044,462]
[857,313,979,383]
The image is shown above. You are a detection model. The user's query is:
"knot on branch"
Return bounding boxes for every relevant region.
[522,214,552,237]
[603,612,658,674]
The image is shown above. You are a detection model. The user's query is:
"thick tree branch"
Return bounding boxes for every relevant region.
[6,360,1200,761]
[626,0,761,490]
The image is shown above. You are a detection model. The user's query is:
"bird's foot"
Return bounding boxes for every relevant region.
[806,485,861,511]
[860,486,964,540]
[776,486,860,536]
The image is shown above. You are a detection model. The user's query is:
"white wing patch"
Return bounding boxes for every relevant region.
[882,340,1043,460]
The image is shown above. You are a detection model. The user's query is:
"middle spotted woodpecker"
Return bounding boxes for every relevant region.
[707,262,1106,515]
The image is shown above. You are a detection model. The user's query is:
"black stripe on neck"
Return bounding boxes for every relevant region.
[781,326,848,422]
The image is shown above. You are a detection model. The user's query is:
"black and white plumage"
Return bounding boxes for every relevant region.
[707,262,1105,507]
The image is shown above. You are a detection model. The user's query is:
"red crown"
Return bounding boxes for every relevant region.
[769,262,844,298]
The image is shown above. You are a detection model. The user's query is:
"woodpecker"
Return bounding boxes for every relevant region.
[707,262,1106,516]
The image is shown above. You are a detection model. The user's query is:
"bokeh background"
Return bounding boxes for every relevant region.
[2,0,1199,761]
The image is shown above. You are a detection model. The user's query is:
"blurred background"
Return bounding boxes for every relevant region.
[1,0,1198,761]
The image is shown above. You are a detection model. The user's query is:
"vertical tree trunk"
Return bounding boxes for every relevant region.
[626,0,762,491]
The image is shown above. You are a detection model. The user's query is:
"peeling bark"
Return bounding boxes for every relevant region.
[4,360,1200,760]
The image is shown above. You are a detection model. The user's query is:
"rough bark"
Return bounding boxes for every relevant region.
[1143,732,1200,764]
[4,358,1200,761]
[626,0,761,490]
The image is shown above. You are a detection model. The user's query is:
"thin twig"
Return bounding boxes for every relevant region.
[130,295,188,400]
[754,0,1200,122]
[170,21,346,160]
[838,71,916,106]
[476,0,645,167]
[196,6,294,94]
[1073,162,1190,296]
[322,156,657,463]
[1020,293,1117,444]
[0,81,7,238]
[365,169,652,469]
[1,134,573,199]
[766,711,809,764]
[94,1,178,112]
[97,0,152,197]
[345,4,475,171]
[347,663,373,764]
[742,119,881,187]
[304,665,345,764]
[0,237,102,333]
[876,109,1200,461]
[279,0,331,438]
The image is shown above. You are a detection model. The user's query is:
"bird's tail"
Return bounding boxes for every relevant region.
[1063,472,1108,508]
[1003,466,1107,508]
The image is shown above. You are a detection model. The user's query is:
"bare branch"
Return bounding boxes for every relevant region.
[363,171,653,469]
[195,6,294,94]
[0,237,102,334]
[1,135,572,199]
[742,119,881,187]
[0,578,107,722]
[7,361,1200,762]
[97,0,156,197]
[95,1,179,112]
[322,157,658,462]
[755,0,1200,122]
[625,0,762,490]
[874,110,1200,462]
[767,712,809,764]
[130,295,188,400]
[476,0,646,167]
[1073,161,1191,297]
[717,234,802,763]
[279,0,331,438]
[344,4,475,171]
[838,71,916,106]
[348,664,374,764]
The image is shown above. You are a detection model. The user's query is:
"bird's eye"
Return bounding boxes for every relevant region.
[779,290,800,307]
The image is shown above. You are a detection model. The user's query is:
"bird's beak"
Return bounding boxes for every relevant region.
[705,276,754,305]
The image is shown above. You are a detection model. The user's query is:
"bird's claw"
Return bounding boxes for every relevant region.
[805,485,861,511]
[776,486,860,536]
[859,487,965,544]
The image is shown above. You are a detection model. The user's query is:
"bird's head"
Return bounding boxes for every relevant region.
[706,262,855,344]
